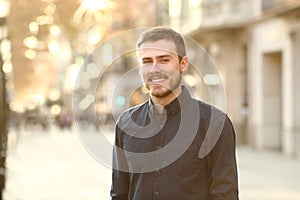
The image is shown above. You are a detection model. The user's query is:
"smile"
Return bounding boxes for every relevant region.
[151,78,166,84]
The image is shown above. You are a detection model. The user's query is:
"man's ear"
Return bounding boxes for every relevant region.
[181,56,188,73]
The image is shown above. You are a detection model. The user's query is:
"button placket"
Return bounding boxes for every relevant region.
[153,131,163,200]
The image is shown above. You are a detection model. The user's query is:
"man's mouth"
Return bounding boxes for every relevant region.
[149,75,168,84]
[152,78,166,84]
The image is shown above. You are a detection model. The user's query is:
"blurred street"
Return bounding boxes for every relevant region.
[1,0,300,199]
[3,126,113,200]
[3,127,300,200]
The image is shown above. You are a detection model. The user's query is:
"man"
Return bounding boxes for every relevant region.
[111,27,239,200]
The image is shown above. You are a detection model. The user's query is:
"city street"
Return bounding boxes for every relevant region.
[3,126,300,200]
[2,1,300,200]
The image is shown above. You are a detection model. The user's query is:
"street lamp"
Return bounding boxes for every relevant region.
[0,0,10,198]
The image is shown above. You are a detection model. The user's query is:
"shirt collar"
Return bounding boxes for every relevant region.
[148,86,192,117]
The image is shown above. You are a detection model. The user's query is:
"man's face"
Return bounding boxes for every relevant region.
[137,39,188,99]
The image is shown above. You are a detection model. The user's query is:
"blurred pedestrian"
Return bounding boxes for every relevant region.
[56,108,73,130]
[111,27,239,200]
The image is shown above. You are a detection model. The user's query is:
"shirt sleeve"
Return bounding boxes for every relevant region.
[207,115,239,200]
[110,125,130,200]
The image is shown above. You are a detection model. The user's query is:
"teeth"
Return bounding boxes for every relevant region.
[152,79,165,83]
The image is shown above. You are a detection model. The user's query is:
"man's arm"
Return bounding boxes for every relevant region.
[207,115,239,200]
[110,126,130,200]
[110,168,129,200]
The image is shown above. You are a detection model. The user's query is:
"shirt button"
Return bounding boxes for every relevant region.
[154,191,159,196]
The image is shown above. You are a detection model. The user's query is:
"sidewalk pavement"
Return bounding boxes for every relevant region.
[237,146,300,200]
[3,127,300,200]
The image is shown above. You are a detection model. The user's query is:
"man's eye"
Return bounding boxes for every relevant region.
[160,59,170,63]
[142,60,152,64]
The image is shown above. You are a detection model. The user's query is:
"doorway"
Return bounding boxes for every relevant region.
[262,52,282,150]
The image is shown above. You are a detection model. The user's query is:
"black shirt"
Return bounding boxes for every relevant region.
[111,86,239,200]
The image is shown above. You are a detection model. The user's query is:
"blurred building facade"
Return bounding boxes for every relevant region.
[170,0,300,157]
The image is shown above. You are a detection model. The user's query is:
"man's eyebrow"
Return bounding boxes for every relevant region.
[141,57,153,61]
[140,54,172,61]
[156,55,172,59]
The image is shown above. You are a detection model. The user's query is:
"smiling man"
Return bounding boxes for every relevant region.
[110,27,239,200]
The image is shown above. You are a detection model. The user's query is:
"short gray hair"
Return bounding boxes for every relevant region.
[137,27,186,60]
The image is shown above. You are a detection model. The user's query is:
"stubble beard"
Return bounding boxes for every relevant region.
[147,73,182,98]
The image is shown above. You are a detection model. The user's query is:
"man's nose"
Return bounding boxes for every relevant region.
[149,62,161,73]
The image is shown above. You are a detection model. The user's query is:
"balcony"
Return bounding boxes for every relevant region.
[201,0,260,29]
[262,0,300,12]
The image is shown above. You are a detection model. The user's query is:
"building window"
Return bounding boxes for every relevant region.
[181,0,190,19]
[230,0,241,14]
[262,0,282,11]
[202,2,221,18]
[157,1,170,25]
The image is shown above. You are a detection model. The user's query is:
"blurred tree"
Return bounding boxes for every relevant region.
[0,57,8,200]
[7,0,160,105]
[0,0,10,197]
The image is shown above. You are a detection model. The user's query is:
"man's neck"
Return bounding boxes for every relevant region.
[150,86,182,107]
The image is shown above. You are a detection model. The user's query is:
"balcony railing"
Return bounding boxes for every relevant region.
[201,0,257,28]
[262,0,300,11]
